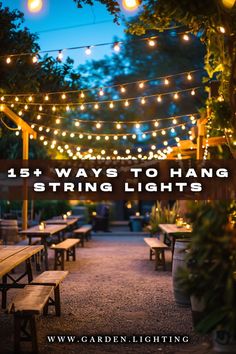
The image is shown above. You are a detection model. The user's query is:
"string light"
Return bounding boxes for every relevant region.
[32,55,38,63]
[141,97,146,104]
[191,89,196,96]
[85,46,92,55]
[120,86,126,93]
[124,100,129,107]
[6,57,11,64]
[116,123,122,129]
[187,73,192,80]
[80,91,85,98]
[99,88,104,96]
[94,103,99,109]
[109,102,114,109]
[157,95,162,102]
[44,95,49,101]
[61,93,66,100]
[57,50,63,62]
[139,82,144,88]
[164,78,169,85]
[174,92,179,100]
[183,34,190,41]
[148,38,156,47]
[113,42,120,52]
[96,122,102,129]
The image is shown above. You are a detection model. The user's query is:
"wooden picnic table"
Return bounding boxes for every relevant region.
[19,224,66,270]
[0,245,43,308]
[45,217,78,227]
[158,223,192,260]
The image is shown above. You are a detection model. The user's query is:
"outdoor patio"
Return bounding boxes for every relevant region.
[0,233,213,354]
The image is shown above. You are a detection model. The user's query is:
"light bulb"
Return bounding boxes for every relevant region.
[57,50,63,62]
[32,55,38,63]
[141,97,146,104]
[96,136,101,140]
[88,135,92,140]
[75,121,80,127]
[174,92,179,100]
[164,78,169,85]
[124,100,129,107]
[113,136,118,140]
[161,130,166,135]
[6,57,11,64]
[157,95,162,102]
[66,105,70,111]
[116,123,122,129]
[139,82,144,88]
[24,105,28,110]
[80,104,85,111]
[109,102,114,109]
[219,26,226,34]
[183,34,190,41]
[151,145,156,150]
[28,0,43,13]
[70,133,75,138]
[148,38,156,47]
[187,73,192,80]
[94,103,99,109]
[120,86,126,93]
[122,0,139,11]
[56,118,60,124]
[173,119,177,124]
[96,122,101,129]
[52,106,56,112]
[135,123,140,129]
[113,42,120,52]
[39,105,43,111]
[80,91,85,98]
[37,114,41,120]
[154,121,159,127]
[105,136,109,141]
[152,132,157,137]
[15,96,19,102]
[99,88,104,96]
[45,95,49,101]
[85,46,91,55]
[191,89,196,96]
[61,93,66,100]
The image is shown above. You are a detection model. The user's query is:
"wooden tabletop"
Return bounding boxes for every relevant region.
[158,224,192,234]
[0,245,43,278]
[19,224,67,236]
[45,218,78,226]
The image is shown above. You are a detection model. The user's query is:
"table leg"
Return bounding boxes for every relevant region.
[26,259,33,282]
[1,275,7,308]
[42,239,49,270]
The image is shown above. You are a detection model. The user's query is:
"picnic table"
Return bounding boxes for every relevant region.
[45,217,78,227]
[0,245,43,308]
[158,223,192,257]
[19,224,66,270]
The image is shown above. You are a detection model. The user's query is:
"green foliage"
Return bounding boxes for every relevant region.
[177,200,236,334]
[149,201,179,234]
[34,200,70,220]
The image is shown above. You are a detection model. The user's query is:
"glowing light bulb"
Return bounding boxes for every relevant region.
[45,95,49,101]
[187,73,192,80]
[126,149,130,154]
[161,130,166,135]
[219,26,226,34]
[139,82,144,88]
[191,89,196,96]
[124,100,129,107]
[75,121,80,127]
[135,123,140,129]
[37,114,41,120]
[174,92,179,100]
[148,38,156,47]
[163,141,168,146]
[109,102,114,109]
[183,34,190,41]
[52,106,56,112]
[1,96,4,101]
[28,0,43,13]
[152,132,157,137]
[154,121,159,127]
[122,0,139,11]
[56,118,60,124]
[105,136,109,141]
[80,104,85,111]
[113,42,120,52]
[88,135,92,140]
[172,119,177,124]
[57,50,63,62]
[99,88,104,96]
[120,86,126,93]
[94,103,99,109]
[85,46,91,55]
[6,57,11,64]
[164,78,169,85]
[32,55,38,63]
[113,135,118,140]
[132,134,136,139]
[157,95,162,102]
[96,136,101,141]
[96,122,101,129]
[70,133,75,138]
[15,96,19,102]
[182,125,186,130]
[61,93,66,100]
[39,105,43,111]
[62,132,66,137]
[79,134,84,139]
[24,105,28,110]
[80,91,85,98]
[141,97,146,105]
[116,123,122,129]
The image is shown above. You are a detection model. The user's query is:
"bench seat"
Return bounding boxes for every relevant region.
[8,285,54,354]
[31,270,68,316]
[74,224,92,247]
[51,239,80,270]
[144,237,168,271]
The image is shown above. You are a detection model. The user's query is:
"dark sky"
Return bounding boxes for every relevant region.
[2,0,137,65]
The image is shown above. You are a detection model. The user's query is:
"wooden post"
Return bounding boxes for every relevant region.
[22,130,29,230]
[197,120,206,160]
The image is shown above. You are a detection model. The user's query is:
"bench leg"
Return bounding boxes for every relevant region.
[54,285,61,316]
[149,248,153,261]
[2,275,7,309]
[154,249,166,271]
[66,246,76,262]
[54,250,65,270]
[14,314,38,354]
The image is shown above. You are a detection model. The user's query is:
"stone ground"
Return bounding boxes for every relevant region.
[0,234,214,354]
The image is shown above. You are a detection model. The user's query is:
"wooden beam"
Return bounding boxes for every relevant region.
[0,104,36,138]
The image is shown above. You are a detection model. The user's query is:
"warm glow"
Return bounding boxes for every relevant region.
[221,0,236,9]
[28,0,43,13]
[122,0,139,11]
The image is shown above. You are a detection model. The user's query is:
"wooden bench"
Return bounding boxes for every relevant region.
[144,237,169,271]
[51,239,80,270]
[31,270,68,316]
[8,284,54,354]
[73,225,92,247]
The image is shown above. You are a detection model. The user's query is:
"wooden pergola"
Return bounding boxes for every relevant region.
[0,104,37,230]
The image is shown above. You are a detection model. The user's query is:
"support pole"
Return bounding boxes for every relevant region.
[197,120,206,160]
[22,130,29,230]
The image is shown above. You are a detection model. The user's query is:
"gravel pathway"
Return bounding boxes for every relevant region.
[0,235,212,354]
